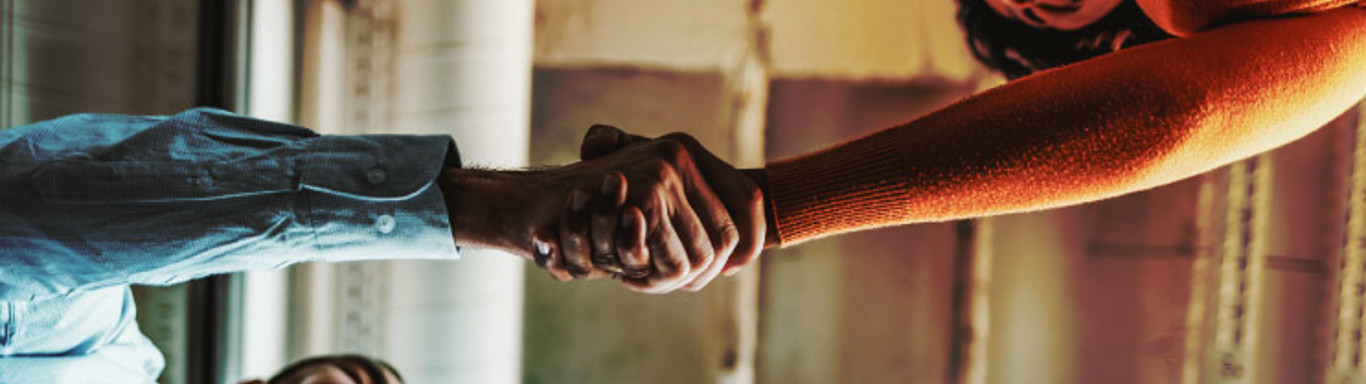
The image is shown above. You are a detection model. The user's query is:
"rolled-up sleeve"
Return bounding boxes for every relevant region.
[0,108,461,301]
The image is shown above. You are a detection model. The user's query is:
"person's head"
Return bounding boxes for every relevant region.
[956,0,1172,79]
[237,354,403,384]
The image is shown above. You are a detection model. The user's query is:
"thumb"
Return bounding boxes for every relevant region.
[580,124,648,160]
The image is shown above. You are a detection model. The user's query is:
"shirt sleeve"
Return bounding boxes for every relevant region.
[0,287,165,384]
[0,108,462,301]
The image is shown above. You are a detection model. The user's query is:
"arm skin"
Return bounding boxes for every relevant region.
[438,168,553,257]
[763,8,1366,245]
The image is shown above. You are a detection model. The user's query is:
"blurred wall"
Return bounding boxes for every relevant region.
[762,0,980,81]
[533,0,983,82]
[759,79,978,384]
[0,0,197,123]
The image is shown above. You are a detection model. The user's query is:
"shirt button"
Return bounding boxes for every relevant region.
[376,214,396,234]
[366,168,387,185]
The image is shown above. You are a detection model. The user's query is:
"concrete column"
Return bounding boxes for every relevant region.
[383,0,533,383]
[294,0,532,382]
[239,0,295,380]
[1326,104,1366,384]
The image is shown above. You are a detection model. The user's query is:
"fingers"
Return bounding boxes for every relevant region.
[558,188,595,277]
[665,145,738,290]
[623,203,693,294]
[615,206,651,279]
[590,173,628,275]
[580,124,650,160]
[533,230,573,282]
[720,183,765,276]
[651,218,693,293]
[535,184,618,283]
[669,190,721,292]
[660,133,766,276]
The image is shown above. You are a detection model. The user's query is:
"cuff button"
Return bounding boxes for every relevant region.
[376,214,396,234]
[366,168,387,185]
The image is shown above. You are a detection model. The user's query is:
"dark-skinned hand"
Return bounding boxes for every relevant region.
[533,125,766,293]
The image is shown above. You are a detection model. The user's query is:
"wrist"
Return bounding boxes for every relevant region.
[437,167,550,257]
[741,167,781,248]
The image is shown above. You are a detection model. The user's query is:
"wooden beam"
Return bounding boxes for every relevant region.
[1183,153,1273,384]
[950,219,992,384]
[1325,102,1366,384]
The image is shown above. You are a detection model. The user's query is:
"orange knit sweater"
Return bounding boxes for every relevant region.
[765,0,1366,245]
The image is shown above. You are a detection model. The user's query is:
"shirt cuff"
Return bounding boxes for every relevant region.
[298,134,462,262]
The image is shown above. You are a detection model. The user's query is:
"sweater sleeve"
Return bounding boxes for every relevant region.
[765,8,1366,245]
[1136,0,1362,36]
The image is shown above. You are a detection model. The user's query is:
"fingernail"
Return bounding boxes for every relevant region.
[534,238,550,256]
[571,190,588,212]
[723,267,739,276]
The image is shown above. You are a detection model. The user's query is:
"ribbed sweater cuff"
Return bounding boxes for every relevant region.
[765,131,912,245]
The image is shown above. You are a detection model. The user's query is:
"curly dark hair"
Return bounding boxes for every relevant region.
[268,354,404,384]
[956,0,1172,79]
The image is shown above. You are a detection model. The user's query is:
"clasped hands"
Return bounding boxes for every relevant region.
[537,125,767,293]
[443,124,766,294]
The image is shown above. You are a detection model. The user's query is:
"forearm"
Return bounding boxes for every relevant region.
[438,167,552,257]
[764,9,1366,245]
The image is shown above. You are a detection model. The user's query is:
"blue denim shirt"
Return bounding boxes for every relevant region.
[0,108,461,383]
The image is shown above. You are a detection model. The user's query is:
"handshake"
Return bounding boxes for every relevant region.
[441,125,771,294]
